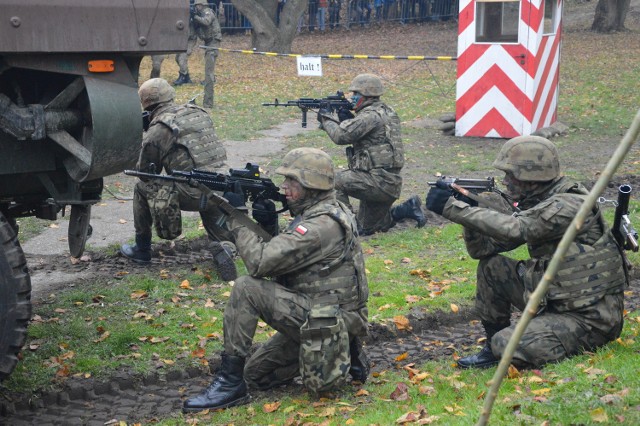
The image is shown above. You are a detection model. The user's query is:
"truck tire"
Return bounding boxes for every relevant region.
[0,213,32,381]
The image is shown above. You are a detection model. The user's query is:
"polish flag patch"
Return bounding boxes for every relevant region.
[295,225,308,235]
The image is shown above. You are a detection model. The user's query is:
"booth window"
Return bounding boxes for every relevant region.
[476,0,520,43]
[543,0,557,35]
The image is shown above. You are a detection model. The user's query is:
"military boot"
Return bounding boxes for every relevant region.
[183,354,250,413]
[211,241,237,281]
[391,195,427,228]
[173,73,192,86]
[348,337,370,384]
[120,235,152,264]
[457,322,507,369]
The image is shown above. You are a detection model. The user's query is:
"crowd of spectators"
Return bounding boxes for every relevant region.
[212,0,457,34]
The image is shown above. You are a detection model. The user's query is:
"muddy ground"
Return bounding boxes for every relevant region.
[2,5,640,424]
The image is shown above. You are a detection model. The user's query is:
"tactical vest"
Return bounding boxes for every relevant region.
[284,202,368,311]
[194,9,215,42]
[529,193,627,312]
[153,104,226,170]
[351,103,404,171]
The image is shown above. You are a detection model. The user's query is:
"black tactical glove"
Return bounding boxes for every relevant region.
[317,107,332,124]
[252,198,278,236]
[435,179,478,207]
[425,186,453,216]
[223,181,246,209]
[337,106,355,122]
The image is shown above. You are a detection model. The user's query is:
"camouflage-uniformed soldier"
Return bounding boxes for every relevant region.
[175,0,222,108]
[120,78,236,280]
[317,73,426,236]
[425,136,627,369]
[182,148,370,413]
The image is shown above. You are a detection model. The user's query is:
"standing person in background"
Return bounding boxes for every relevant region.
[308,0,319,31]
[425,136,627,370]
[318,0,328,31]
[276,0,287,25]
[174,0,196,86]
[317,73,426,236]
[189,0,223,108]
[329,0,342,29]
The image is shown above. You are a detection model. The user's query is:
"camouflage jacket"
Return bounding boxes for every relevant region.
[444,177,627,312]
[193,6,222,43]
[137,102,226,175]
[229,191,369,336]
[322,99,404,173]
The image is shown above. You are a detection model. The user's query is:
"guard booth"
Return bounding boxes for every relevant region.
[455,0,562,138]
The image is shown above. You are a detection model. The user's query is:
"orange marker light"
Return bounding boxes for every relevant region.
[88,60,114,73]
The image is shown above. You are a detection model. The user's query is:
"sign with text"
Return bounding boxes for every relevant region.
[297,56,322,77]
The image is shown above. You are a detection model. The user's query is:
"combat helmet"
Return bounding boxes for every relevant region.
[138,78,175,110]
[348,73,384,97]
[276,148,334,190]
[493,135,560,181]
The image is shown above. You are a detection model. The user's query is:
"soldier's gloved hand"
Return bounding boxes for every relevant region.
[317,107,332,123]
[252,198,278,234]
[425,186,453,216]
[223,181,246,209]
[337,106,354,122]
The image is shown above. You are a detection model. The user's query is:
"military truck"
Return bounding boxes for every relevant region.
[0,0,189,380]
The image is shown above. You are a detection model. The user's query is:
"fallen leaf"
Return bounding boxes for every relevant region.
[384,259,394,265]
[180,280,191,289]
[590,407,609,423]
[405,295,420,303]
[390,382,409,401]
[263,401,281,413]
[450,303,459,313]
[355,389,369,396]
[531,388,551,396]
[130,290,149,300]
[393,315,412,331]
[401,257,411,263]
[395,352,408,361]
[507,364,520,379]
[119,219,127,224]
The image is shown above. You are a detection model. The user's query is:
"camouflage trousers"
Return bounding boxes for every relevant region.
[335,169,401,235]
[475,255,624,369]
[223,276,363,390]
[133,180,233,243]
[176,37,217,107]
[223,276,312,389]
[176,37,197,75]
[150,55,166,79]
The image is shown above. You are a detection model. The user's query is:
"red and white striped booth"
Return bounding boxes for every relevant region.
[455,0,563,138]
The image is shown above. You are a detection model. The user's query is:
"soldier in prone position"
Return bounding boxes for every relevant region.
[317,73,426,236]
[120,78,237,280]
[182,148,370,412]
[425,136,627,369]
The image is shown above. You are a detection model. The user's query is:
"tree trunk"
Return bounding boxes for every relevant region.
[591,0,630,32]
[231,0,308,53]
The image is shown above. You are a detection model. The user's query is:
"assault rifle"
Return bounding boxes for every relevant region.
[125,163,287,209]
[612,184,638,252]
[427,176,520,212]
[262,91,352,128]
[124,163,286,242]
